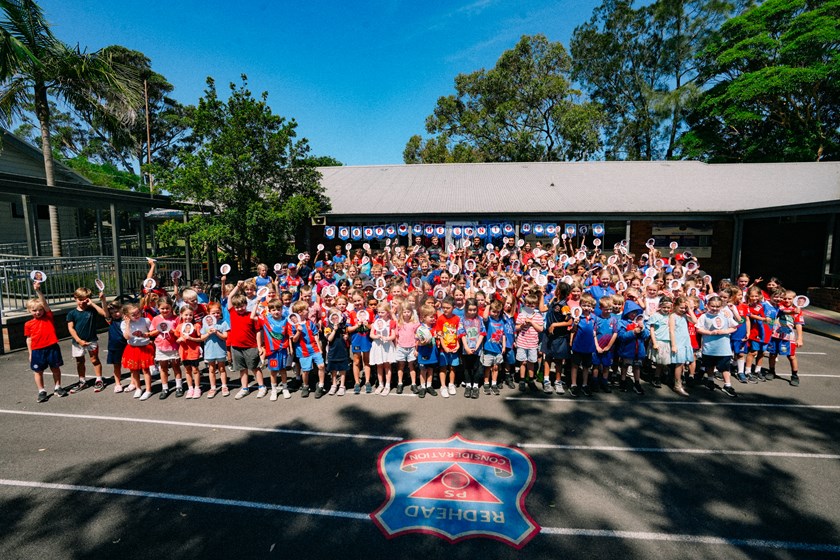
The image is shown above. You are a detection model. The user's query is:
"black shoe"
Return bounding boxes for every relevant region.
[757,371,766,382]
[418,387,426,398]
[518,381,526,392]
[315,385,325,399]
[601,382,612,394]
[705,378,716,391]
[722,384,737,397]
[301,386,310,398]
[54,387,68,398]
[505,377,516,389]
[765,370,776,380]
[790,374,800,387]
[37,390,48,403]
[410,384,418,394]
[159,388,170,400]
[528,381,539,392]
[582,385,592,397]
[569,385,579,397]
[175,387,185,398]
[464,385,472,398]
[619,379,628,392]
[484,384,491,395]
[426,386,437,396]
[633,382,645,395]
[492,384,500,395]
[69,380,87,394]
[397,384,404,395]
[651,379,662,389]
[471,387,479,399]
[590,382,600,393]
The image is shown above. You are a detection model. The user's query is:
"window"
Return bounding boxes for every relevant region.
[11,202,50,220]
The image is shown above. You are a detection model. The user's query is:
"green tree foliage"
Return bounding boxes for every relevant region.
[0,0,142,255]
[680,0,840,162]
[154,75,330,266]
[405,34,604,163]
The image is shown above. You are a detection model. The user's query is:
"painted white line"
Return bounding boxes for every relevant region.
[504,397,840,410]
[539,526,840,554]
[797,352,827,355]
[0,478,368,520]
[517,443,840,460]
[0,409,402,442]
[1,478,838,554]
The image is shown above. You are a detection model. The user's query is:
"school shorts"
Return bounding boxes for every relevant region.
[438,352,460,368]
[394,346,417,363]
[351,337,372,354]
[619,357,643,368]
[181,359,200,368]
[749,341,769,354]
[702,354,731,373]
[231,347,260,372]
[770,339,796,357]
[266,349,288,372]
[328,359,349,372]
[592,351,613,368]
[504,348,516,365]
[30,343,63,372]
[71,340,98,358]
[106,345,125,365]
[516,347,538,363]
[571,352,593,368]
[730,339,748,355]
[299,352,325,372]
[417,345,438,367]
[155,348,180,362]
[480,351,503,367]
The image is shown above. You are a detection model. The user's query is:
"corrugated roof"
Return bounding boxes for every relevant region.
[318,161,840,216]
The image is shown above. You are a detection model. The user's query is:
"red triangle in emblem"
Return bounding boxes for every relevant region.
[409,463,502,504]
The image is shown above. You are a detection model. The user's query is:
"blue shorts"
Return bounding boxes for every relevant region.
[749,341,769,354]
[299,352,325,372]
[266,349,288,372]
[327,359,349,372]
[503,348,516,365]
[30,343,63,372]
[351,335,372,354]
[770,339,794,357]
[571,352,593,368]
[417,344,439,367]
[438,351,460,368]
[702,354,731,373]
[592,351,613,367]
[730,339,748,355]
[106,345,126,365]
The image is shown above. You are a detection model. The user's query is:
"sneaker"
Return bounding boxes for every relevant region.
[722,384,738,397]
[133,388,143,399]
[519,381,526,392]
[206,388,218,399]
[619,379,628,392]
[492,384,500,395]
[529,381,539,392]
[765,370,776,381]
[790,374,800,387]
[705,378,716,391]
[159,388,170,400]
[590,381,600,393]
[37,390,48,403]
[328,384,337,396]
[601,381,612,394]
[235,388,249,400]
[374,385,383,395]
[124,384,137,393]
[283,388,292,399]
[221,386,230,397]
[505,377,516,389]
[69,380,87,394]
[365,383,372,394]
[396,384,404,395]
[543,382,552,394]
[464,386,471,399]
[381,386,390,396]
[175,387,185,398]
[337,386,345,396]
[256,386,268,398]
[301,386,310,398]
[418,387,426,398]
[747,374,758,384]
[633,382,645,395]
[113,384,124,393]
[441,387,450,398]
[94,379,105,393]
[484,384,491,395]
[426,386,437,397]
[582,385,592,397]
[448,383,457,396]
[354,383,361,395]
[471,387,479,399]
[315,385,326,399]
[554,382,565,395]
[757,371,767,382]
[674,386,689,397]
[139,390,152,401]
[569,385,580,397]
[270,388,279,401]
[54,387,68,398]
[410,384,419,394]
[651,379,662,389]
[737,372,748,384]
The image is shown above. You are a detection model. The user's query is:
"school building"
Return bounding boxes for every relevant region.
[314,161,840,299]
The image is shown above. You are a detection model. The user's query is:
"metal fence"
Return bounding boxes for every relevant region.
[0,255,207,314]
[0,235,143,258]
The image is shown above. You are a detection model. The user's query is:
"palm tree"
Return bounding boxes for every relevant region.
[0,0,141,256]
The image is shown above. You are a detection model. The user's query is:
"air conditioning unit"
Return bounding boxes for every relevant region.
[311,215,326,226]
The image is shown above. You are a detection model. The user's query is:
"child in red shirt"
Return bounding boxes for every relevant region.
[25,281,66,402]
[176,307,203,398]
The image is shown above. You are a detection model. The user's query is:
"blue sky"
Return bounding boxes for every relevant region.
[39,0,605,166]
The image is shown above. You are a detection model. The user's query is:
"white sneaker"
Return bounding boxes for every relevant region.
[448,383,457,396]
[328,384,337,396]
[441,387,450,398]
[256,386,268,398]
[133,388,143,399]
[374,385,383,395]
[270,388,278,401]
[337,386,346,396]
[139,390,152,401]
[282,388,291,399]
[235,388,249,400]
[555,382,565,395]
[543,382,553,393]
[381,386,390,396]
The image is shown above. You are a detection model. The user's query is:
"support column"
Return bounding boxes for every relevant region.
[150,223,158,254]
[730,215,743,280]
[138,211,147,258]
[111,203,123,296]
[823,213,836,287]
[96,208,105,255]
[625,220,631,243]
[183,211,192,281]
[21,195,37,257]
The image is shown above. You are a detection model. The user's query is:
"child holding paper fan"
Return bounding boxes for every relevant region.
[668,296,695,396]
[369,302,397,395]
[149,297,183,399]
[347,292,373,394]
[121,303,155,401]
[694,295,738,397]
[201,303,230,398]
[394,301,420,394]
[325,296,350,396]
[176,307,203,398]
[415,305,439,398]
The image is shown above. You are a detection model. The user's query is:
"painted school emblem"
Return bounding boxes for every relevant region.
[371,434,539,548]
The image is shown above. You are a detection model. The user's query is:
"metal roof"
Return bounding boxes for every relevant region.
[318,161,840,218]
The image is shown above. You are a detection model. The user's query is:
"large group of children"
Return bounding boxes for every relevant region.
[24,234,807,404]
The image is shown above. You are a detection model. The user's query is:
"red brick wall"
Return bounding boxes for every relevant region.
[807,287,840,312]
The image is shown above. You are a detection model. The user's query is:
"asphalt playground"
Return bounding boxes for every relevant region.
[0,333,839,559]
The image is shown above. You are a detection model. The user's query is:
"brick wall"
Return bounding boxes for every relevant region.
[807,287,840,312]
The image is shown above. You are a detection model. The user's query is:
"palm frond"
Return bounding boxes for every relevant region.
[0,0,57,54]
[0,74,30,123]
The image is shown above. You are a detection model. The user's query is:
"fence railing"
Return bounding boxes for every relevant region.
[0,255,207,314]
[0,235,143,258]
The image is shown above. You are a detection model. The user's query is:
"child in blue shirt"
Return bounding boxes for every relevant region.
[570,294,597,397]
[616,301,649,395]
[591,296,619,393]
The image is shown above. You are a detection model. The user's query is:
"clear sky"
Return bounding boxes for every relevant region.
[39,0,605,166]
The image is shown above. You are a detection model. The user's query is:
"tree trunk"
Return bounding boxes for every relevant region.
[34,82,62,257]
